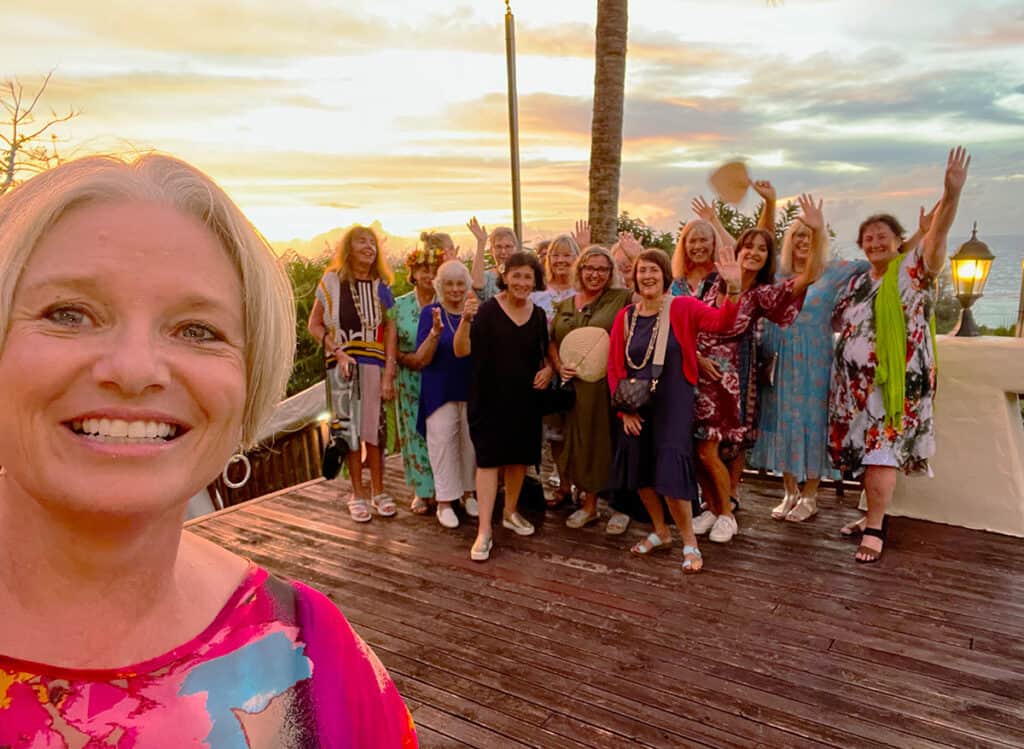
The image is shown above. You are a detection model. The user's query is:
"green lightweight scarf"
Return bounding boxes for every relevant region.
[874,256,907,431]
[874,254,939,432]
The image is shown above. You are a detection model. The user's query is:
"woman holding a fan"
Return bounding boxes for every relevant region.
[547,245,632,530]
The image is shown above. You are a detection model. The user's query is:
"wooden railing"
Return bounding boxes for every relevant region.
[209,421,329,507]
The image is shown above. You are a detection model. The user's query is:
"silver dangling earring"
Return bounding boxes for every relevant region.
[222,451,252,489]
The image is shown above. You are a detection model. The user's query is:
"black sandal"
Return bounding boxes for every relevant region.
[855,517,888,564]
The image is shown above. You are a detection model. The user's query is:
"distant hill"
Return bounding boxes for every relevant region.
[269,221,419,261]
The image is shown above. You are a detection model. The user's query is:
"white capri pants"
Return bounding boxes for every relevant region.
[426,401,476,502]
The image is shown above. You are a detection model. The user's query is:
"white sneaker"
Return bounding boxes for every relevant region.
[463,496,479,518]
[692,510,718,535]
[437,505,459,529]
[709,513,738,543]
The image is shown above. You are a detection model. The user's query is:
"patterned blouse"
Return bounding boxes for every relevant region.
[0,566,418,748]
[695,278,805,450]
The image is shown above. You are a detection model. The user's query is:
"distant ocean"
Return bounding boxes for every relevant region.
[837,234,1024,329]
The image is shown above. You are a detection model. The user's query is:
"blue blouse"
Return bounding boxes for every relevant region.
[416,302,473,435]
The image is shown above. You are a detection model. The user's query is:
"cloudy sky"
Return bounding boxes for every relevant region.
[5,0,1023,253]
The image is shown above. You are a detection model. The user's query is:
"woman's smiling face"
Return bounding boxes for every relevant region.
[0,200,247,517]
[503,263,536,302]
[685,223,715,265]
[739,233,769,273]
[634,259,665,299]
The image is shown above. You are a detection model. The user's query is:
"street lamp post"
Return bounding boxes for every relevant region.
[949,222,995,337]
[504,0,523,244]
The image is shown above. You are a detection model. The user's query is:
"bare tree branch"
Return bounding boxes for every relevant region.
[1,70,78,196]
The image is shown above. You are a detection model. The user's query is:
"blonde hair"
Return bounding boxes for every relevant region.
[572,245,624,291]
[671,219,717,280]
[326,225,394,284]
[544,234,580,280]
[0,153,295,449]
[779,218,823,275]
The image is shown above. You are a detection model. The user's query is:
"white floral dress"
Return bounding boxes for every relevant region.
[829,246,937,476]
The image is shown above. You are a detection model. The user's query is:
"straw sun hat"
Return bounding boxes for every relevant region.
[708,161,751,205]
[559,327,610,383]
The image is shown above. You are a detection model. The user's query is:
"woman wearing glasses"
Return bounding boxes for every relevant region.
[548,246,632,529]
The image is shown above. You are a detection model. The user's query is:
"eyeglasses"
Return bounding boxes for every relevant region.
[581,265,612,274]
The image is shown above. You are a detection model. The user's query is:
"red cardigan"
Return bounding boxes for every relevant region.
[608,295,739,396]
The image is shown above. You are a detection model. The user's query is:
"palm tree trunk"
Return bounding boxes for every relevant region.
[588,0,628,245]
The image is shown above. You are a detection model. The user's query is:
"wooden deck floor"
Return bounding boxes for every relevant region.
[187,457,1024,749]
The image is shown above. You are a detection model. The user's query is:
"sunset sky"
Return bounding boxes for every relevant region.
[5,0,1024,255]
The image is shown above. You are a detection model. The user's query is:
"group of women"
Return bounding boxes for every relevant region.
[311,146,970,570]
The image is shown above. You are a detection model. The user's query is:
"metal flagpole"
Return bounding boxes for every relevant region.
[504,0,523,245]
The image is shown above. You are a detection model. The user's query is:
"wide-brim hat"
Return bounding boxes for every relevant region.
[559,327,610,383]
[709,161,751,205]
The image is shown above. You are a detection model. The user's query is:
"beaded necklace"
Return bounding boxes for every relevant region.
[624,304,660,370]
[348,277,381,334]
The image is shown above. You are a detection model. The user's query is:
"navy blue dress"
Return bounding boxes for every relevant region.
[610,310,699,500]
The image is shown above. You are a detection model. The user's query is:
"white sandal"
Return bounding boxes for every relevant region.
[771,492,799,520]
[682,545,703,573]
[347,497,372,523]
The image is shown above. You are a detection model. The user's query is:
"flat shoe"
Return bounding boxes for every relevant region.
[840,516,867,537]
[565,509,599,529]
[855,520,887,564]
[605,512,631,535]
[437,505,459,529]
[470,536,493,562]
[463,496,479,518]
[371,493,397,517]
[786,497,818,523]
[347,498,372,523]
[709,514,738,543]
[630,531,671,555]
[502,512,535,536]
[682,545,703,574]
[771,493,798,520]
[410,496,430,515]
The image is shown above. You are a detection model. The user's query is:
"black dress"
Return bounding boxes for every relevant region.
[469,298,548,468]
[610,310,699,499]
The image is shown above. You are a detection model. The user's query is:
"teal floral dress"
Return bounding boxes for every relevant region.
[750,260,869,481]
[828,246,937,476]
[390,291,435,498]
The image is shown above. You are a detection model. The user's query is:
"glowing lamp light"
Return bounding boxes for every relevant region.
[317,410,332,423]
[949,222,994,337]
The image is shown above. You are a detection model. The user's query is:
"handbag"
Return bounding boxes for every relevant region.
[538,376,576,416]
[321,336,361,480]
[611,298,672,413]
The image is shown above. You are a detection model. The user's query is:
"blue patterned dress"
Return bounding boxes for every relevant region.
[390,291,435,498]
[749,259,869,481]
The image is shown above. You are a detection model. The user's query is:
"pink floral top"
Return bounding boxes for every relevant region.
[0,566,418,748]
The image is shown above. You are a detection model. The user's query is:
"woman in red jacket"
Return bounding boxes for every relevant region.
[607,248,741,572]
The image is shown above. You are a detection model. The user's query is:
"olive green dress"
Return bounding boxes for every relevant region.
[551,288,632,492]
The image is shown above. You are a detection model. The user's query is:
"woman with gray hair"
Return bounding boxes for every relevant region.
[548,245,632,529]
[0,154,415,744]
[406,260,479,529]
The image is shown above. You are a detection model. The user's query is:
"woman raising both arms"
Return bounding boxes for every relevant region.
[693,195,824,544]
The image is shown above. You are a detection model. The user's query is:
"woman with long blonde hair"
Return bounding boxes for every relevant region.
[308,224,399,523]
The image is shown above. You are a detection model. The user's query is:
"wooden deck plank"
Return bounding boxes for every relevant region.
[188,459,1024,748]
